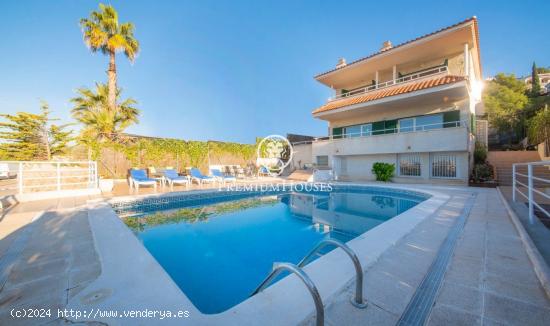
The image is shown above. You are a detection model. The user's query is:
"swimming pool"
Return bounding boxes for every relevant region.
[113,186,429,314]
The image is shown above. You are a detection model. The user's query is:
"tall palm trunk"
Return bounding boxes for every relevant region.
[107,51,117,112]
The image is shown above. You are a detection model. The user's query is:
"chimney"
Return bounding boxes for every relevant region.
[380,41,393,52]
[336,57,347,68]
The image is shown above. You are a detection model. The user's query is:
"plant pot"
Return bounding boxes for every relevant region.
[99,179,114,192]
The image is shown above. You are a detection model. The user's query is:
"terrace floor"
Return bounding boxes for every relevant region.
[0,185,549,325]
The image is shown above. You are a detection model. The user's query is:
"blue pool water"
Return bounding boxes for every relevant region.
[115,187,428,314]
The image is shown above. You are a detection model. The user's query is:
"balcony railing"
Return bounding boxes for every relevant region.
[330,65,449,101]
[312,120,467,143]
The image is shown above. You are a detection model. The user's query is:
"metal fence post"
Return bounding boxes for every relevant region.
[512,164,516,202]
[528,164,534,224]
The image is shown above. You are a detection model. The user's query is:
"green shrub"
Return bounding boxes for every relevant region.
[472,163,494,182]
[372,162,395,182]
[473,141,487,164]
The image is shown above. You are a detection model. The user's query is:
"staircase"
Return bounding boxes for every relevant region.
[487,151,550,186]
[287,169,313,182]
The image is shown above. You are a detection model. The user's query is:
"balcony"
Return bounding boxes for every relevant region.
[311,120,469,156]
[330,65,449,102]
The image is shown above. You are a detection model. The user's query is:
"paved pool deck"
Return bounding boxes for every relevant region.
[0,185,549,325]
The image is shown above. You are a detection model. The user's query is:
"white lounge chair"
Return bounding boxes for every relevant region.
[129,169,157,190]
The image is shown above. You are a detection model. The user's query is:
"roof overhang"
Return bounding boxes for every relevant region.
[313,80,469,121]
[315,17,481,89]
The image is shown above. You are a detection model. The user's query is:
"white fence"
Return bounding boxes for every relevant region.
[0,161,98,199]
[513,161,550,223]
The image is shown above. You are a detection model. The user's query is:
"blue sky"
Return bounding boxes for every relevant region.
[1,0,548,144]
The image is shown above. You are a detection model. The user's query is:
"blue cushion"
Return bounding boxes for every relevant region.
[131,169,154,182]
[190,168,211,179]
[164,169,180,179]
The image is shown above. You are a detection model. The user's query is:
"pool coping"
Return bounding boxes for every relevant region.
[67,182,450,325]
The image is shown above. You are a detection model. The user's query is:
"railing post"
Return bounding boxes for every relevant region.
[56,162,61,191]
[512,164,516,202]
[94,161,98,188]
[528,164,534,224]
[18,162,23,195]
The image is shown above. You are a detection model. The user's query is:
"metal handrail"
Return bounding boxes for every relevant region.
[513,161,550,223]
[251,262,324,326]
[331,65,449,101]
[298,239,367,309]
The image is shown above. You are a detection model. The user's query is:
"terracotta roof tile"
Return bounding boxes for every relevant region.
[312,75,466,115]
[315,17,480,79]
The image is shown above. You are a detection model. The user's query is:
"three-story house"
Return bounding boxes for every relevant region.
[306,17,483,184]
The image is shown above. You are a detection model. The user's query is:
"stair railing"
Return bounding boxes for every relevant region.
[513,161,550,223]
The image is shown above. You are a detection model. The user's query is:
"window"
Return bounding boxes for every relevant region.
[431,153,457,178]
[316,155,329,166]
[398,118,414,132]
[361,124,372,136]
[415,114,443,131]
[344,125,361,138]
[399,154,421,176]
[343,123,372,138]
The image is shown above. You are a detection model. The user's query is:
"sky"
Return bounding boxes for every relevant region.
[1,0,549,144]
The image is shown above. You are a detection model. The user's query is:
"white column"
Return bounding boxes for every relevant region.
[392,65,397,82]
[463,43,469,77]
[375,71,379,87]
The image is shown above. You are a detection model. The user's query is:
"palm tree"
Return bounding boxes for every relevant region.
[71,83,139,141]
[80,3,139,112]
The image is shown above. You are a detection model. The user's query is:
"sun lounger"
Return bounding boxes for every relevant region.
[189,168,216,185]
[164,169,190,187]
[210,168,237,184]
[129,169,157,190]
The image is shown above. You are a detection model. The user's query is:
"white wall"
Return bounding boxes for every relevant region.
[333,151,468,184]
[290,143,313,170]
[313,127,469,157]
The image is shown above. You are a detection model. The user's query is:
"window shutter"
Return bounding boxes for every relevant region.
[372,121,386,135]
[384,120,398,134]
[443,110,460,128]
[332,127,343,139]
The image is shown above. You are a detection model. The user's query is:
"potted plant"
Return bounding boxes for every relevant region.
[98,176,114,192]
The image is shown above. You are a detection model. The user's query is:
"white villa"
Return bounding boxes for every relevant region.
[295,17,484,184]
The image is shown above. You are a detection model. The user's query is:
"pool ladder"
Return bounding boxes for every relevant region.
[250,239,367,326]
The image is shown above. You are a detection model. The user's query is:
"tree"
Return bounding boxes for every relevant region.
[483,74,529,142]
[80,3,139,112]
[71,83,139,141]
[530,62,542,96]
[528,105,550,151]
[0,103,72,160]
